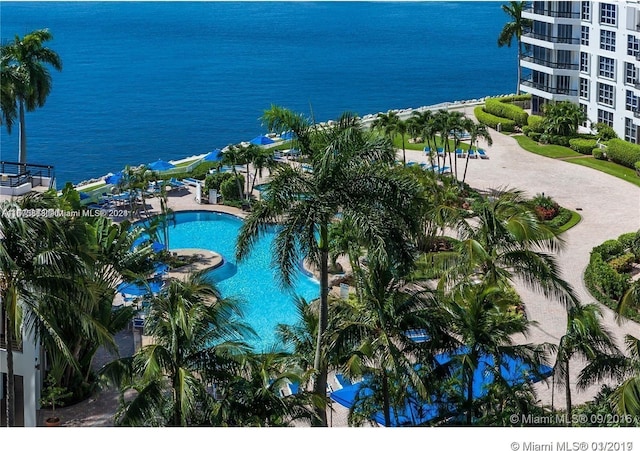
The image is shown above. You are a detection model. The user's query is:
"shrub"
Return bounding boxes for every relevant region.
[220,174,244,201]
[635,161,640,175]
[617,232,637,251]
[549,135,570,147]
[569,138,598,155]
[531,193,559,220]
[592,122,618,141]
[204,172,233,192]
[528,131,541,142]
[545,207,573,229]
[527,114,544,132]
[592,149,606,160]
[604,139,640,169]
[608,252,636,273]
[474,106,515,132]
[484,98,529,126]
[593,239,624,261]
[585,252,630,301]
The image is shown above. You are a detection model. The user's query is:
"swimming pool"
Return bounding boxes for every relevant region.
[164,211,320,351]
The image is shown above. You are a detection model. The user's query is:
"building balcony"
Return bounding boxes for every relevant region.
[522,32,580,45]
[521,55,578,70]
[523,5,580,19]
[520,79,578,96]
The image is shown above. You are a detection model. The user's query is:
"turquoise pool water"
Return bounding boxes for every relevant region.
[165,211,319,351]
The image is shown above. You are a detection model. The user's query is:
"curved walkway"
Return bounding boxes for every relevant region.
[405,113,640,408]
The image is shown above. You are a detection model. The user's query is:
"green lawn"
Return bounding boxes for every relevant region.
[514,135,640,188]
[557,210,582,233]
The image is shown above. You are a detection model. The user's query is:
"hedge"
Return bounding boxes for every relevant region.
[484,98,529,126]
[604,138,640,169]
[569,138,598,155]
[592,148,606,160]
[585,252,630,301]
[527,115,544,131]
[474,106,515,132]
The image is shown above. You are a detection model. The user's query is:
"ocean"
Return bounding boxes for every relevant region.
[0,1,517,185]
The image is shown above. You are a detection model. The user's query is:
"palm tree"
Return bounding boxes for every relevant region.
[443,280,550,425]
[371,111,408,165]
[461,121,493,185]
[101,272,253,426]
[553,302,619,424]
[0,193,81,426]
[236,106,423,426]
[542,101,587,137]
[220,144,246,201]
[0,29,62,163]
[497,2,531,95]
[430,188,578,308]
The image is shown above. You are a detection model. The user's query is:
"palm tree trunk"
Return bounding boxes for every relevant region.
[565,361,572,426]
[382,371,391,427]
[312,222,329,427]
[466,370,474,426]
[4,305,15,427]
[401,138,406,166]
[246,163,251,201]
[18,100,27,164]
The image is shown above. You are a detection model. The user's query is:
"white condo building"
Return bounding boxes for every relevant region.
[520,1,640,143]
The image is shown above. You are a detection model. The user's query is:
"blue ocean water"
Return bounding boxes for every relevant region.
[0,2,516,185]
[162,211,320,351]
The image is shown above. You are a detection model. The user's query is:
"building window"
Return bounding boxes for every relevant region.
[626,62,637,84]
[628,35,640,57]
[597,109,614,126]
[581,26,589,45]
[599,3,617,26]
[580,52,589,72]
[580,78,589,99]
[600,30,616,51]
[557,24,573,43]
[598,56,615,79]
[626,90,638,111]
[579,103,588,127]
[625,118,637,143]
[597,83,615,106]
[581,1,590,21]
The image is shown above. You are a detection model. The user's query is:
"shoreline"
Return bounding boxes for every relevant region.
[72,94,508,189]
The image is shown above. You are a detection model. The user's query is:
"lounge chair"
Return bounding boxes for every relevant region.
[133,317,145,330]
[423,146,431,155]
[468,149,478,159]
[455,148,466,158]
[288,381,299,395]
[477,149,489,159]
[406,161,417,167]
[436,147,445,157]
[182,177,200,187]
[439,166,451,174]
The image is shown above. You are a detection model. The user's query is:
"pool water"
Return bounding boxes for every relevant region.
[165,211,320,351]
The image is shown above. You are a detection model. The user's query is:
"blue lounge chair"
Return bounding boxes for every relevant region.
[477,149,489,159]
[288,381,299,395]
[406,161,417,167]
[455,148,466,158]
[436,147,445,157]
[183,177,200,187]
[468,149,478,159]
[423,146,431,155]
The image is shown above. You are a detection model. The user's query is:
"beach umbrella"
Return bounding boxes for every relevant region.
[148,159,176,171]
[249,135,275,146]
[151,241,166,252]
[117,279,164,297]
[203,148,223,162]
[104,171,124,185]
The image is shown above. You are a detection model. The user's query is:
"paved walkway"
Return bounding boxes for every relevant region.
[48,121,640,425]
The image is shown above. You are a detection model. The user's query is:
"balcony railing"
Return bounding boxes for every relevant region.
[523,32,581,45]
[520,79,578,96]
[524,5,580,19]
[521,55,578,70]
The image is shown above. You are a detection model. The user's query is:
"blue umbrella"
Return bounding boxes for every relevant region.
[151,241,166,252]
[117,280,164,297]
[203,149,222,162]
[280,131,295,140]
[148,159,176,171]
[104,171,124,185]
[249,135,275,145]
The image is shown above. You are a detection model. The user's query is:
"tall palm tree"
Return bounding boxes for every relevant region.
[443,280,550,425]
[220,144,246,201]
[553,302,619,424]
[497,2,531,95]
[0,29,62,163]
[461,121,493,184]
[100,272,253,426]
[236,106,423,426]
